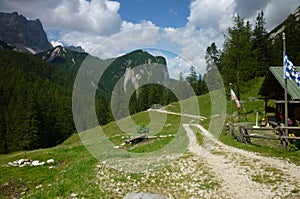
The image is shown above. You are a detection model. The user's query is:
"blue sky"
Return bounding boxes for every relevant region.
[117,0,190,28]
[0,0,299,77]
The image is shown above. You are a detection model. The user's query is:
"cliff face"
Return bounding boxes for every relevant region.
[0,12,52,53]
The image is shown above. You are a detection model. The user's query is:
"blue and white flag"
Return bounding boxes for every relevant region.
[284,55,300,87]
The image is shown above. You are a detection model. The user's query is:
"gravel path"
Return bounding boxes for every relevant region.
[184,124,300,198]
[96,110,300,198]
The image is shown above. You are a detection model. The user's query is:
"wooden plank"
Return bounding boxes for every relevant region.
[277,126,300,130]
[244,127,274,131]
[280,136,300,140]
[275,100,300,104]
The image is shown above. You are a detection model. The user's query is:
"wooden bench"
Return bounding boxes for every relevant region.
[125,134,147,145]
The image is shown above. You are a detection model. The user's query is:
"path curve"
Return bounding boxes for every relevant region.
[183,123,300,198]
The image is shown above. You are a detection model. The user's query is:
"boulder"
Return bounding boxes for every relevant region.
[46,159,54,164]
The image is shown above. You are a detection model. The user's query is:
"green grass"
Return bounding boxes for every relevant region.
[0,143,99,198]
[100,110,195,153]
[2,76,300,198]
[219,132,300,165]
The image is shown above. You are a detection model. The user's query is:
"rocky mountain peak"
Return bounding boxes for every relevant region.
[0,12,52,53]
[65,46,85,53]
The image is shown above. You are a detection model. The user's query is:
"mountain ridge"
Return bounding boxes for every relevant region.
[0,12,52,53]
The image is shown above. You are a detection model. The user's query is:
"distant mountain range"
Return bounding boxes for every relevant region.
[0,11,171,98]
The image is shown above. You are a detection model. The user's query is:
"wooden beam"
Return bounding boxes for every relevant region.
[281,136,300,140]
[244,127,274,131]
[275,100,300,104]
[277,126,300,130]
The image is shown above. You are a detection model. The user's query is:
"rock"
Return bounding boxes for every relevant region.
[24,161,31,166]
[68,192,78,199]
[46,159,54,164]
[31,160,40,166]
[8,162,17,167]
[32,160,45,166]
[123,192,165,199]
[65,45,85,53]
[35,184,42,189]
[0,12,52,53]
[18,159,25,165]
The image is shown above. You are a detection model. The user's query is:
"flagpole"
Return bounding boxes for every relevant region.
[283,32,288,139]
[229,82,232,121]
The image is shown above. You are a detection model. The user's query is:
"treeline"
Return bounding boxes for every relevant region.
[205,10,300,98]
[96,64,207,124]
[0,50,74,153]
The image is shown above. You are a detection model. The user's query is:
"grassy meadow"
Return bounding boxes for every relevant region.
[1,76,300,198]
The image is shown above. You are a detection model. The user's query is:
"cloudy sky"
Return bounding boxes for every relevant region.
[0,0,299,77]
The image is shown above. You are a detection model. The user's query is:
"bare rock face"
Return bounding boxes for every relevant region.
[0,12,52,53]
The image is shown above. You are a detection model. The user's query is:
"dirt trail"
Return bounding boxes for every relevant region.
[96,110,300,198]
[183,123,300,198]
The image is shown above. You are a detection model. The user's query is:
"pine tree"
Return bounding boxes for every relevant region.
[186,66,198,94]
[252,11,270,77]
[97,96,112,125]
[204,42,223,91]
[221,14,255,99]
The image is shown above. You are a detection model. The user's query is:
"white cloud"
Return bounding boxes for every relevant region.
[58,22,161,59]
[0,0,122,36]
[264,0,299,30]
[187,0,235,31]
[121,20,157,31]
[50,40,63,47]
[165,0,236,57]
[176,0,299,57]
[51,0,122,35]
[162,27,209,76]
[167,56,191,79]
[60,31,106,56]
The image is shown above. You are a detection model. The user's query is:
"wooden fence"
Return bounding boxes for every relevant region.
[229,122,300,150]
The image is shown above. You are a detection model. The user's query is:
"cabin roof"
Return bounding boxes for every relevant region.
[258,67,300,100]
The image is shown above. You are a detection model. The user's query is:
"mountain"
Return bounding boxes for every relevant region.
[39,45,87,66]
[98,49,169,100]
[38,47,172,103]
[65,45,85,53]
[97,49,175,120]
[0,12,52,53]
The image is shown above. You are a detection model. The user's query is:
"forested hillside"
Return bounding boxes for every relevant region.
[0,50,74,153]
[0,47,185,153]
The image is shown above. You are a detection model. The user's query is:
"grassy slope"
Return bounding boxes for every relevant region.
[1,77,300,198]
[0,134,100,198]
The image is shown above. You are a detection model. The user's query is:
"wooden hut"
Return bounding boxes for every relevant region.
[259,67,300,125]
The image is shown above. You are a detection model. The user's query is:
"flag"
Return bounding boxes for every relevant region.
[230,89,240,108]
[284,55,300,87]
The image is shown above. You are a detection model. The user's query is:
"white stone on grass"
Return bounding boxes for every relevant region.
[46,159,54,164]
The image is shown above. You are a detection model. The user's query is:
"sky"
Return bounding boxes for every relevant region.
[0,0,299,78]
